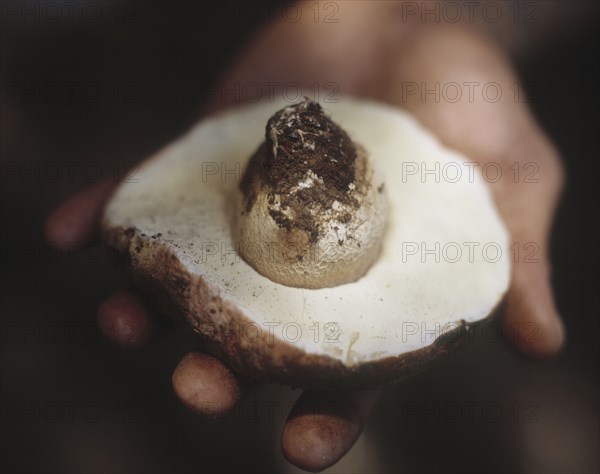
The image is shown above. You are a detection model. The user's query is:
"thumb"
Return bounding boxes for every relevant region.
[499,133,566,359]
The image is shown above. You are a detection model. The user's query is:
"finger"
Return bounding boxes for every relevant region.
[97,289,155,349]
[45,177,117,250]
[281,390,380,472]
[172,352,242,418]
[503,258,565,358]
[97,289,155,350]
[497,135,565,358]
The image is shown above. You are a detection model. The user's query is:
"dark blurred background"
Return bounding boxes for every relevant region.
[1,1,598,473]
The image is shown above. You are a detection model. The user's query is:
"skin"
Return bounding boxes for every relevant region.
[45,2,564,471]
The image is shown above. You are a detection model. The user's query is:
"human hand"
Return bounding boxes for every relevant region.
[46,2,564,471]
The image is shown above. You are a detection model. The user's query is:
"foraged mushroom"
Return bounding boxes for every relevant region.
[102,97,510,389]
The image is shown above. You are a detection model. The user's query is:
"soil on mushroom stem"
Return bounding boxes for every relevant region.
[240,100,367,245]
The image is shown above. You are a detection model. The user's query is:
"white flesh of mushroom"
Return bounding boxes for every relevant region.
[104,98,510,366]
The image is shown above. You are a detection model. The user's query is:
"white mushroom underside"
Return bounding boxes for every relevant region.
[105,98,510,366]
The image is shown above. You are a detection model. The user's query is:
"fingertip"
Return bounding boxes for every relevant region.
[504,263,565,359]
[97,289,154,349]
[172,352,241,417]
[282,415,359,473]
[45,178,116,249]
[504,310,565,359]
[45,205,81,250]
[281,392,375,472]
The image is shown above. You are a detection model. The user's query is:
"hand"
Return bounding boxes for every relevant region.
[46,2,564,471]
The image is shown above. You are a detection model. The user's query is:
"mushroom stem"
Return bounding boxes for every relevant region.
[235,98,388,289]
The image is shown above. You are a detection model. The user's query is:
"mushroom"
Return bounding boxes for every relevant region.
[102,97,510,389]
